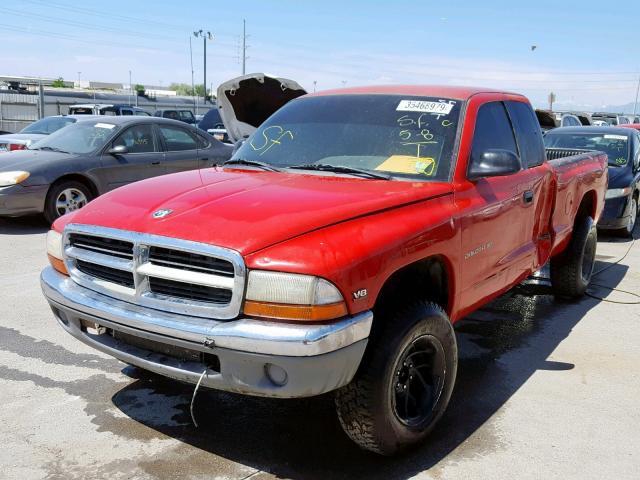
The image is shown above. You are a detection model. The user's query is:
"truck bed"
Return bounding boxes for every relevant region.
[545,148,608,255]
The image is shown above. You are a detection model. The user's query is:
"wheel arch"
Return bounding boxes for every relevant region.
[575,189,596,224]
[47,173,99,199]
[373,255,454,322]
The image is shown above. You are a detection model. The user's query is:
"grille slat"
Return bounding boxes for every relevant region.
[69,234,134,259]
[149,277,232,304]
[149,246,234,277]
[76,260,135,288]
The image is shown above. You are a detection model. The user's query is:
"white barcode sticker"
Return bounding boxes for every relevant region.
[94,123,116,129]
[396,100,454,115]
[604,134,627,140]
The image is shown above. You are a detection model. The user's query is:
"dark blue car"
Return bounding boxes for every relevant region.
[545,126,640,236]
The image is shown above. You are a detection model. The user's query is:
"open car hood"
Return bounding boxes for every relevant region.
[216,73,307,143]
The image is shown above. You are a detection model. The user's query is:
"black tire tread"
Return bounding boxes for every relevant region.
[335,301,456,455]
[550,216,595,298]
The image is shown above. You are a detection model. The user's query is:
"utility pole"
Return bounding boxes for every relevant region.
[128,70,132,106]
[77,71,81,88]
[242,19,247,75]
[193,30,213,103]
[189,36,196,114]
[313,80,317,93]
[634,74,640,116]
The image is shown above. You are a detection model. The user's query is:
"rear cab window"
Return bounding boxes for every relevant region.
[505,101,545,168]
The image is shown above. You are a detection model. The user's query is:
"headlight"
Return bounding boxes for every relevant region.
[605,187,632,199]
[0,171,30,187]
[46,230,68,275]
[244,270,347,321]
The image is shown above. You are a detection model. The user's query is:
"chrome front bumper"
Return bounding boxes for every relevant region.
[41,267,372,397]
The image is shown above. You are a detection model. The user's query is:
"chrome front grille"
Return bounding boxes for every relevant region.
[63,224,246,319]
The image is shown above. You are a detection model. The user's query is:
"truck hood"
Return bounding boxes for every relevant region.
[66,168,453,255]
[217,73,306,143]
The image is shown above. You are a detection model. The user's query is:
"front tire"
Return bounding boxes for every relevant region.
[44,180,92,225]
[335,301,457,455]
[550,215,597,298]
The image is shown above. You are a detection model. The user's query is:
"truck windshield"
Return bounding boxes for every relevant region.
[544,132,629,166]
[231,94,462,181]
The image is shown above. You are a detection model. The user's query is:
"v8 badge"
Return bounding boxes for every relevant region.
[352,288,368,300]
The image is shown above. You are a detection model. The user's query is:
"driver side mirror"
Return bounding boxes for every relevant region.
[468,149,522,180]
[108,145,128,155]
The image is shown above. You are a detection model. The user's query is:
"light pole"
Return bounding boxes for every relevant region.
[193,29,213,103]
[128,70,132,106]
[633,74,640,116]
[77,71,81,88]
[189,36,197,114]
[313,80,317,93]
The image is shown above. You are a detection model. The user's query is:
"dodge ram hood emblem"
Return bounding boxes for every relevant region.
[152,208,173,219]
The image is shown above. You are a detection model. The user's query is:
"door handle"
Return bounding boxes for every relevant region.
[151,161,161,165]
[523,190,534,204]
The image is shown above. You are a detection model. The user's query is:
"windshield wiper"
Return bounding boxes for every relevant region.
[223,158,281,172]
[33,146,71,154]
[288,163,392,180]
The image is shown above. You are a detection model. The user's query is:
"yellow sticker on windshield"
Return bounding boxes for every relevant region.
[375,155,437,176]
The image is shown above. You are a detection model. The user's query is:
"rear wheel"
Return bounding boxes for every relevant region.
[335,301,457,455]
[550,215,597,298]
[44,180,92,225]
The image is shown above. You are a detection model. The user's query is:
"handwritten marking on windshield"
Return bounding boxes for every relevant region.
[250,125,294,156]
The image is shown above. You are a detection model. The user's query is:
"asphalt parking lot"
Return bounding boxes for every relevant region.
[0,216,638,480]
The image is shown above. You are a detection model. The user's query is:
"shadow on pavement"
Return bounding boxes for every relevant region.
[0,215,48,235]
[109,258,629,479]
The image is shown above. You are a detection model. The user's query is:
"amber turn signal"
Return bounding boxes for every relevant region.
[243,300,348,322]
[48,253,69,276]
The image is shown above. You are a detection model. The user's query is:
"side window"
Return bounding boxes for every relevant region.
[470,101,518,168]
[195,132,211,149]
[506,101,546,168]
[135,111,150,116]
[619,117,629,125]
[112,124,157,153]
[158,125,198,151]
[121,109,133,116]
[634,132,640,170]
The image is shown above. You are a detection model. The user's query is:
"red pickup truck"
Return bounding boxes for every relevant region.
[41,77,607,455]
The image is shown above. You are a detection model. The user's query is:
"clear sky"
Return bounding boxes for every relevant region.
[2,0,639,109]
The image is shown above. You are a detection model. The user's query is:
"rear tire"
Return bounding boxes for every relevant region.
[334,301,457,455]
[550,215,597,298]
[44,180,93,225]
